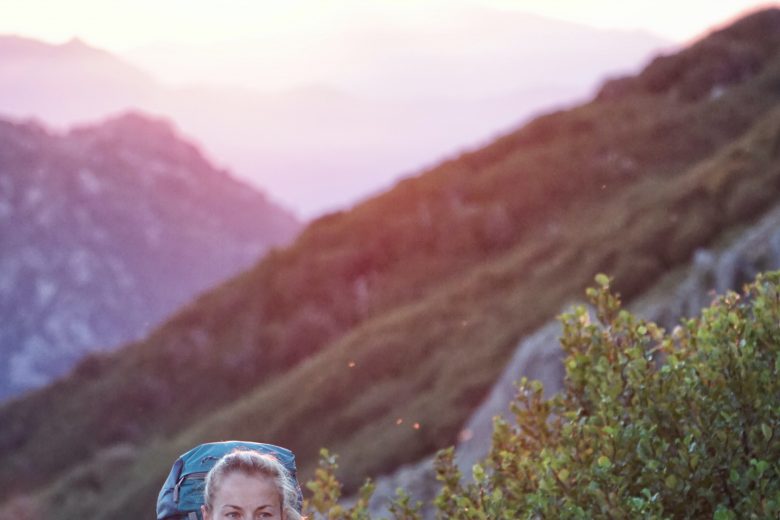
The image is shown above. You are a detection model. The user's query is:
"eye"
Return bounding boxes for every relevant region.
[226,512,241,519]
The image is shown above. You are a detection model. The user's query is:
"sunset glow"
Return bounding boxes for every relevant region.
[1,0,767,46]
[0,0,769,90]
[0,0,772,216]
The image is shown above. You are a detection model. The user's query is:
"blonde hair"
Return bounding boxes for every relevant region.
[203,449,303,520]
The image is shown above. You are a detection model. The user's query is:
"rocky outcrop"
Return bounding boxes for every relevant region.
[0,112,300,399]
[355,202,780,516]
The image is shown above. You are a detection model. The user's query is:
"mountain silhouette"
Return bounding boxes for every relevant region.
[0,12,671,215]
[0,110,299,399]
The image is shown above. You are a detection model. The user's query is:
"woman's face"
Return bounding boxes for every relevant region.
[202,472,283,520]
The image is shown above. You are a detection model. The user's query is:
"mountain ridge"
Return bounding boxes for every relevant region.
[0,18,670,216]
[2,7,780,518]
[0,109,300,399]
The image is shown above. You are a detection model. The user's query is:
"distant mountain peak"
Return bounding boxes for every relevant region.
[67,110,189,161]
[0,112,301,400]
[61,109,250,192]
[79,110,177,139]
[60,36,90,50]
[63,36,85,45]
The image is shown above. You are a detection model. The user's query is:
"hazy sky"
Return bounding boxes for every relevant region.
[0,0,768,47]
[0,0,774,216]
[0,0,771,92]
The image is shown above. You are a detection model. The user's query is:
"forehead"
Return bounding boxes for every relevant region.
[213,472,280,509]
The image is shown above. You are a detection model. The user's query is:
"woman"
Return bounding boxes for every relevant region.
[201,449,304,520]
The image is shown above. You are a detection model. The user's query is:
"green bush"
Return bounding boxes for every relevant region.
[306,271,780,519]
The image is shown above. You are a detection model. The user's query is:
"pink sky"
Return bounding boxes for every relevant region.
[0,0,771,91]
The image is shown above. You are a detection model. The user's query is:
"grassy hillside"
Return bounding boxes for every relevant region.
[3,8,780,519]
[89,102,780,520]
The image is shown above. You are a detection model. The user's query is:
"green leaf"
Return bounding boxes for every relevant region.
[713,506,734,520]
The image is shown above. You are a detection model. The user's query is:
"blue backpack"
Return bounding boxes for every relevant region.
[156,441,303,520]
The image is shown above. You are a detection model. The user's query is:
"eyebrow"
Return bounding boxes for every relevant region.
[222,504,273,510]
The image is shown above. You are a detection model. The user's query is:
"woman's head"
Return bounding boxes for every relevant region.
[201,449,302,520]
